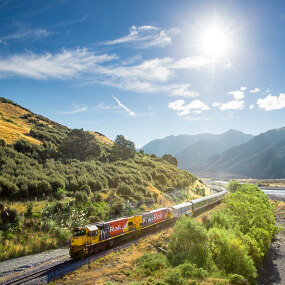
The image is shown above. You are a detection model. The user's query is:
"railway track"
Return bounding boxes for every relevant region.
[1,191,224,285]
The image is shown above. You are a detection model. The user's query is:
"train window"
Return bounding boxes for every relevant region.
[92,230,98,237]
[73,229,86,236]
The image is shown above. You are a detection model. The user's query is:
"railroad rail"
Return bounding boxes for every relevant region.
[1,186,226,285]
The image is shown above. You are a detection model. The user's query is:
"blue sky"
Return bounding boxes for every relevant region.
[0,0,285,148]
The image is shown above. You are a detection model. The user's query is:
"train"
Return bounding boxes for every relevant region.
[69,189,227,258]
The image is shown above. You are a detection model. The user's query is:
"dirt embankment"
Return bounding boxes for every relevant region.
[257,201,285,285]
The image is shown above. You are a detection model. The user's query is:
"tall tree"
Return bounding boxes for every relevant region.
[61,129,101,161]
[111,135,136,160]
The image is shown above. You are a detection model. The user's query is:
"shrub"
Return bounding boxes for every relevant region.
[25,202,33,218]
[177,263,208,279]
[207,227,256,282]
[164,268,185,285]
[80,184,92,196]
[117,183,133,196]
[75,191,88,203]
[229,274,248,285]
[228,181,242,193]
[137,253,169,275]
[55,188,67,200]
[168,216,207,267]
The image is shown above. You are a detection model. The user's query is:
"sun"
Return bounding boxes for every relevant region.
[199,25,231,60]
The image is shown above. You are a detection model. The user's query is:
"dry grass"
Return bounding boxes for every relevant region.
[0,102,41,144]
[89,131,114,146]
[52,203,224,285]
[6,200,47,214]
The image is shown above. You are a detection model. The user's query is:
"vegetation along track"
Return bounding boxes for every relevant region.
[1,189,224,285]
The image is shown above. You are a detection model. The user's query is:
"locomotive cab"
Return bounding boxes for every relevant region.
[69,225,99,258]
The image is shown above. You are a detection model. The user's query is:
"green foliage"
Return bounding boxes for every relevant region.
[168,216,207,267]
[167,184,276,284]
[61,129,101,161]
[25,202,33,218]
[177,263,208,279]
[162,154,178,167]
[164,268,185,285]
[228,181,242,193]
[110,135,136,161]
[137,253,169,275]
[229,274,249,285]
[207,227,256,281]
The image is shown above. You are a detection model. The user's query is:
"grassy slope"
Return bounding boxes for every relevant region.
[0,97,206,261]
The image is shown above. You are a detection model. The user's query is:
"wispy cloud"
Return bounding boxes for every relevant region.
[50,14,89,28]
[113,96,136,117]
[0,47,208,97]
[250,88,260,93]
[57,104,87,114]
[240,86,247,91]
[168,99,209,116]
[257,93,285,111]
[104,25,178,48]
[0,48,117,79]
[249,104,254,109]
[0,28,51,43]
[94,102,120,110]
[213,100,245,111]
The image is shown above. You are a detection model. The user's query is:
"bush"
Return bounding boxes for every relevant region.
[168,216,207,267]
[229,274,248,285]
[177,263,208,279]
[25,202,33,218]
[228,181,242,193]
[207,227,256,282]
[55,188,66,200]
[137,253,169,275]
[164,268,185,285]
[75,191,88,203]
[117,183,133,196]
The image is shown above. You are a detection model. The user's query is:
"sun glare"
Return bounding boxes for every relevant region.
[199,25,231,60]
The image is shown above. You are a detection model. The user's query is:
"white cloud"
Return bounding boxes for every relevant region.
[227,90,244,100]
[0,48,207,97]
[0,48,117,80]
[250,88,260,93]
[212,102,221,107]
[257,93,285,111]
[104,25,177,48]
[249,104,254,109]
[57,104,87,114]
[240,86,247,91]
[113,96,136,117]
[168,99,209,116]
[213,100,245,111]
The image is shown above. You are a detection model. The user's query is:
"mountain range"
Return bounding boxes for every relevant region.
[142,128,285,179]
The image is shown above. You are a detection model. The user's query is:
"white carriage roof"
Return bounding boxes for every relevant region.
[171,202,192,209]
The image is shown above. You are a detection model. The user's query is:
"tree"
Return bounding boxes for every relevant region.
[61,129,101,161]
[110,135,136,160]
[162,154,178,167]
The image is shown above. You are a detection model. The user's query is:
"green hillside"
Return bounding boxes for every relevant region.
[0,97,202,261]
